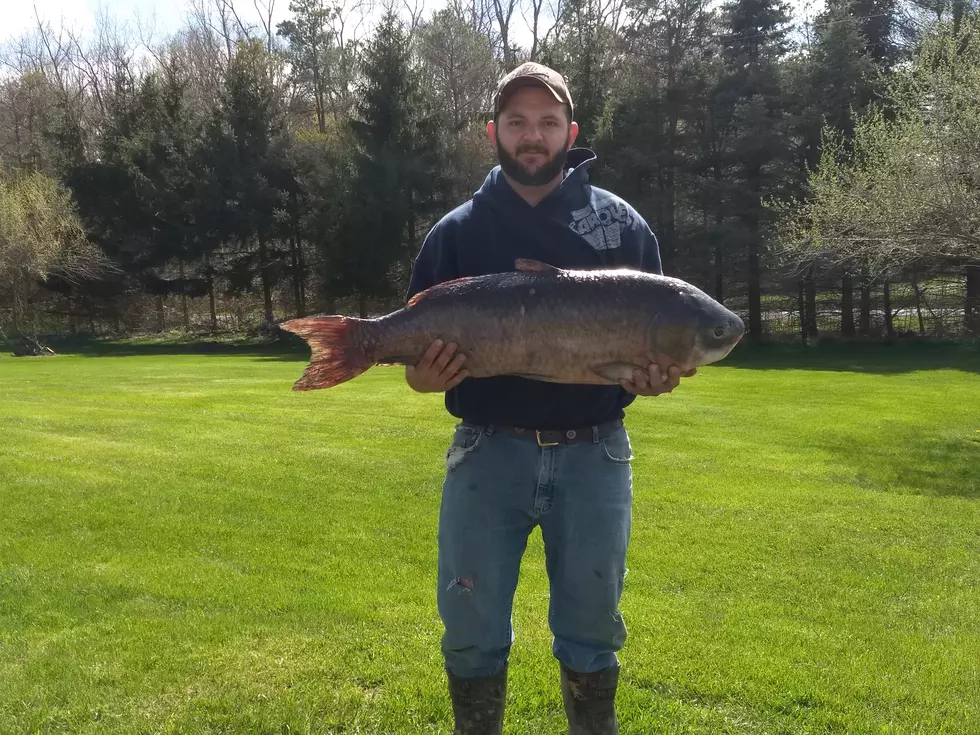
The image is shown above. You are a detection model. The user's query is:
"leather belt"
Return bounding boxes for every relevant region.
[493,418,623,447]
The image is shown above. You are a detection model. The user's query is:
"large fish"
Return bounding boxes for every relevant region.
[280,259,744,391]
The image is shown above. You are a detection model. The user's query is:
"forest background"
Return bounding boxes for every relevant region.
[2,0,979,345]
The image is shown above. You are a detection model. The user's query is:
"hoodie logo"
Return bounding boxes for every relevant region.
[568,196,635,251]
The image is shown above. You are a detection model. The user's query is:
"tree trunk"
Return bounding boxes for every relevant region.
[744,174,763,341]
[747,246,762,340]
[841,271,855,337]
[358,293,367,319]
[804,266,818,338]
[10,285,19,332]
[860,267,872,336]
[965,263,980,337]
[258,234,274,323]
[797,279,807,345]
[178,259,190,330]
[883,279,894,337]
[156,295,165,332]
[406,202,418,286]
[290,234,304,319]
[298,245,307,315]
[911,269,925,335]
[205,252,218,333]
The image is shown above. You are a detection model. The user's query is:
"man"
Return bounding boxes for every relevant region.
[405,62,692,734]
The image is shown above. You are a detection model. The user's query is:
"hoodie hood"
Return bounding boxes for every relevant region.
[473,147,598,212]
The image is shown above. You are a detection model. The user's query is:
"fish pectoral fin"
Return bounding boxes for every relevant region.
[592,363,646,384]
[514,258,562,274]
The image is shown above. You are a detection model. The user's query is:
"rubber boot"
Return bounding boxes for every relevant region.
[446,664,507,734]
[560,662,620,734]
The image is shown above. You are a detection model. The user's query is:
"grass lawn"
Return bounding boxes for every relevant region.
[1,339,978,734]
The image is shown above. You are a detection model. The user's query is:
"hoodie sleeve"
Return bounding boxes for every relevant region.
[620,204,662,276]
[407,218,459,301]
[635,215,663,276]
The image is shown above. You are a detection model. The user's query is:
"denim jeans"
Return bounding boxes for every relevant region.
[437,421,633,679]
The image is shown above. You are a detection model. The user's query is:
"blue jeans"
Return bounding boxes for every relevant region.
[437,421,633,679]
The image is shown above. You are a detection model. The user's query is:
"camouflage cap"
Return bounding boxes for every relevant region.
[493,62,574,118]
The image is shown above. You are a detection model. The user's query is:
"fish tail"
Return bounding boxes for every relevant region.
[280,316,372,390]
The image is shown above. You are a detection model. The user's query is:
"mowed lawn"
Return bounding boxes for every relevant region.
[1,340,978,734]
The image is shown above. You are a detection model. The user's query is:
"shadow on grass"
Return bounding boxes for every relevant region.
[26,335,980,374]
[719,339,980,375]
[39,333,312,361]
[820,430,980,500]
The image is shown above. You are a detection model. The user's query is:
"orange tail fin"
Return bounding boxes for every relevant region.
[280,316,371,390]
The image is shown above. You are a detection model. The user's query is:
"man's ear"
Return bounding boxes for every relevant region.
[568,120,579,148]
[486,120,497,148]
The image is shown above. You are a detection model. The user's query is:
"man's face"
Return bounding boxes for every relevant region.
[488,85,578,187]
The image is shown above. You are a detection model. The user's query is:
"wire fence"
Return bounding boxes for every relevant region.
[1,271,975,343]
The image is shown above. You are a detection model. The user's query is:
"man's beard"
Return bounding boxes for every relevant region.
[496,135,570,187]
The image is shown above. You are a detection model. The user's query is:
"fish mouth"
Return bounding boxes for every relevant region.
[692,330,743,366]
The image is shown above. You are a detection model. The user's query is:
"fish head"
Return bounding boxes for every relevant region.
[648,278,745,368]
[691,301,745,366]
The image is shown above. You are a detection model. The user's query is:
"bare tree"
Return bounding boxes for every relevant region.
[417,5,497,130]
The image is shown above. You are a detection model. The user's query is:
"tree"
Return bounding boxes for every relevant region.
[593,0,717,272]
[327,10,449,315]
[0,169,108,333]
[785,0,881,337]
[220,38,289,324]
[716,0,795,340]
[0,71,58,174]
[774,17,980,336]
[278,0,337,133]
[416,4,497,133]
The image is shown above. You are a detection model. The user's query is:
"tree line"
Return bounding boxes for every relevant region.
[0,0,978,343]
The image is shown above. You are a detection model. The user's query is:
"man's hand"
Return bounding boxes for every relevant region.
[620,363,696,396]
[406,340,470,393]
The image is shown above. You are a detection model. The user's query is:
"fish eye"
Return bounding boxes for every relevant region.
[713,326,726,338]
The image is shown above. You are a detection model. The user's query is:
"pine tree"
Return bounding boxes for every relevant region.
[786,0,880,337]
[327,10,448,314]
[716,0,794,340]
[220,38,288,324]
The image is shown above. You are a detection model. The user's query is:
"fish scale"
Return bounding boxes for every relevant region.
[280,258,745,391]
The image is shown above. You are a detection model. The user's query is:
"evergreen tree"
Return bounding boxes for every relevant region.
[786,0,880,337]
[593,0,717,272]
[220,38,289,324]
[716,0,794,340]
[327,10,448,314]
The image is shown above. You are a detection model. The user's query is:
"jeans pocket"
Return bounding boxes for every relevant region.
[445,423,486,470]
[600,430,634,464]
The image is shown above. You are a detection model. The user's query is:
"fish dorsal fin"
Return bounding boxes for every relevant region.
[515,258,562,274]
[406,275,477,307]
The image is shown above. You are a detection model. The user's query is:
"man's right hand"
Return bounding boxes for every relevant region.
[406,340,469,393]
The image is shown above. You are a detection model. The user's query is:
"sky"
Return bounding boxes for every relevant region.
[5,0,823,57]
[6,0,289,44]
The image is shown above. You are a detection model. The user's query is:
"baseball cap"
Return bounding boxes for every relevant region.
[493,62,574,118]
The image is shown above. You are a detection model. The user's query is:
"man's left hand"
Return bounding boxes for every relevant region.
[620,363,696,396]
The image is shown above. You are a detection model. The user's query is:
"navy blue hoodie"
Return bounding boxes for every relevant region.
[406,147,663,430]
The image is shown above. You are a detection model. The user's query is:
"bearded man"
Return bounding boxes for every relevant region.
[405,62,691,734]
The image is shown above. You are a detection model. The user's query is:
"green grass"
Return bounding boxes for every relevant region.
[1,340,979,734]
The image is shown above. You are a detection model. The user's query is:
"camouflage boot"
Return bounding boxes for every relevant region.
[560,662,620,734]
[446,665,507,734]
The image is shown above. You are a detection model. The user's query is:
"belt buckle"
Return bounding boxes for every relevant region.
[536,430,559,447]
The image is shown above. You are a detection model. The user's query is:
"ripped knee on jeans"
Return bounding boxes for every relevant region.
[447,576,474,593]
